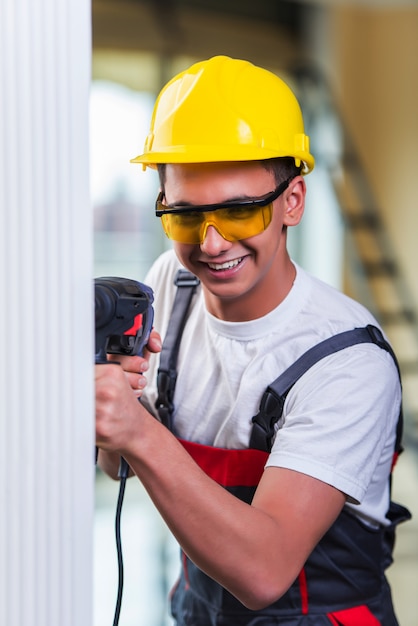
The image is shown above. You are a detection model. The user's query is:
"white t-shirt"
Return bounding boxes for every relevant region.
[142,250,401,527]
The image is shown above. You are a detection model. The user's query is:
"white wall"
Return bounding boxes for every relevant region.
[0,0,94,624]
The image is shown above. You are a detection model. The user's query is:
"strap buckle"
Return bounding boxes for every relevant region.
[174,269,200,288]
[156,369,177,429]
[250,388,285,452]
[366,324,385,346]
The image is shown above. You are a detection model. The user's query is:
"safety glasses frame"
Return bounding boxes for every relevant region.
[155,177,292,217]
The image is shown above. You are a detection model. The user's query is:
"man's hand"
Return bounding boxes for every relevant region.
[106,327,162,397]
[95,328,162,476]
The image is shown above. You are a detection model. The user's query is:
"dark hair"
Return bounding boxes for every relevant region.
[157,157,302,191]
[259,157,302,184]
[157,163,167,189]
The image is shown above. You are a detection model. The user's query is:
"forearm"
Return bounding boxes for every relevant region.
[120,414,303,608]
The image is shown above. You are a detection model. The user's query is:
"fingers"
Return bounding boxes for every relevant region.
[105,354,149,395]
[146,328,163,354]
[101,328,162,397]
[130,370,147,397]
[108,353,146,372]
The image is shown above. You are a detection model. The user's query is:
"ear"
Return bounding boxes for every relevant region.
[283,177,306,227]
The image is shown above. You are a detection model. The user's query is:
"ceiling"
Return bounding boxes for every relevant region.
[92,0,305,76]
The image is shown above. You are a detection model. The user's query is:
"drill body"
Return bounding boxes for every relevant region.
[95,277,154,364]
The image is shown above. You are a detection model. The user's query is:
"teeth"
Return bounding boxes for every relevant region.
[208,258,242,271]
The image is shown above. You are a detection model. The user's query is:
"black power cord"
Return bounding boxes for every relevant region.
[113,457,130,626]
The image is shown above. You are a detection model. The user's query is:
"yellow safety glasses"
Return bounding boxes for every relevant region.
[155,178,291,244]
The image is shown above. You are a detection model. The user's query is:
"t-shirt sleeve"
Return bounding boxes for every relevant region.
[265,344,401,504]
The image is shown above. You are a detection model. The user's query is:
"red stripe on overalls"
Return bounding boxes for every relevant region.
[178,439,268,487]
[391,450,400,471]
[298,568,309,614]
[327,605,381,625]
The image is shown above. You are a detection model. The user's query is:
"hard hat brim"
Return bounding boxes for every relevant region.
[131,147,314,175]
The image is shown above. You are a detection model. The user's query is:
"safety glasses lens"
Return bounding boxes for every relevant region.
[161,204,273,244]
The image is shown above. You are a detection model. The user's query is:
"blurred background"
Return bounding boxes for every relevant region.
[91,1,418,624]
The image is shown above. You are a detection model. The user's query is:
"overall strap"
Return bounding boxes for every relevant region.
[250,325,403,453]
[156,269,200,429]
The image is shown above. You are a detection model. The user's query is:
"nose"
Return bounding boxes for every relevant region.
[200,223,231,255]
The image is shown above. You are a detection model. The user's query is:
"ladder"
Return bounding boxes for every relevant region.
[293,64,418,448]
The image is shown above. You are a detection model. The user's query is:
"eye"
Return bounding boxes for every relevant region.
[223,206,256,220]
[172,211,203,225]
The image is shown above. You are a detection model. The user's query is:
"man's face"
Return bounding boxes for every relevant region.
[163,161,305,321]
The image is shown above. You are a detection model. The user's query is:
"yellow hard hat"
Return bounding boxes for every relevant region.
[131,55,314,174]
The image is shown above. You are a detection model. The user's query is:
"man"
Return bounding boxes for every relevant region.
[96,56,409,625]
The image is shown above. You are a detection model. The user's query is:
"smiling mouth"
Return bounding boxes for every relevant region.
[207,258,242,271]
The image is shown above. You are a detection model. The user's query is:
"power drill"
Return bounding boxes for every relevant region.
[94,277,154,364]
